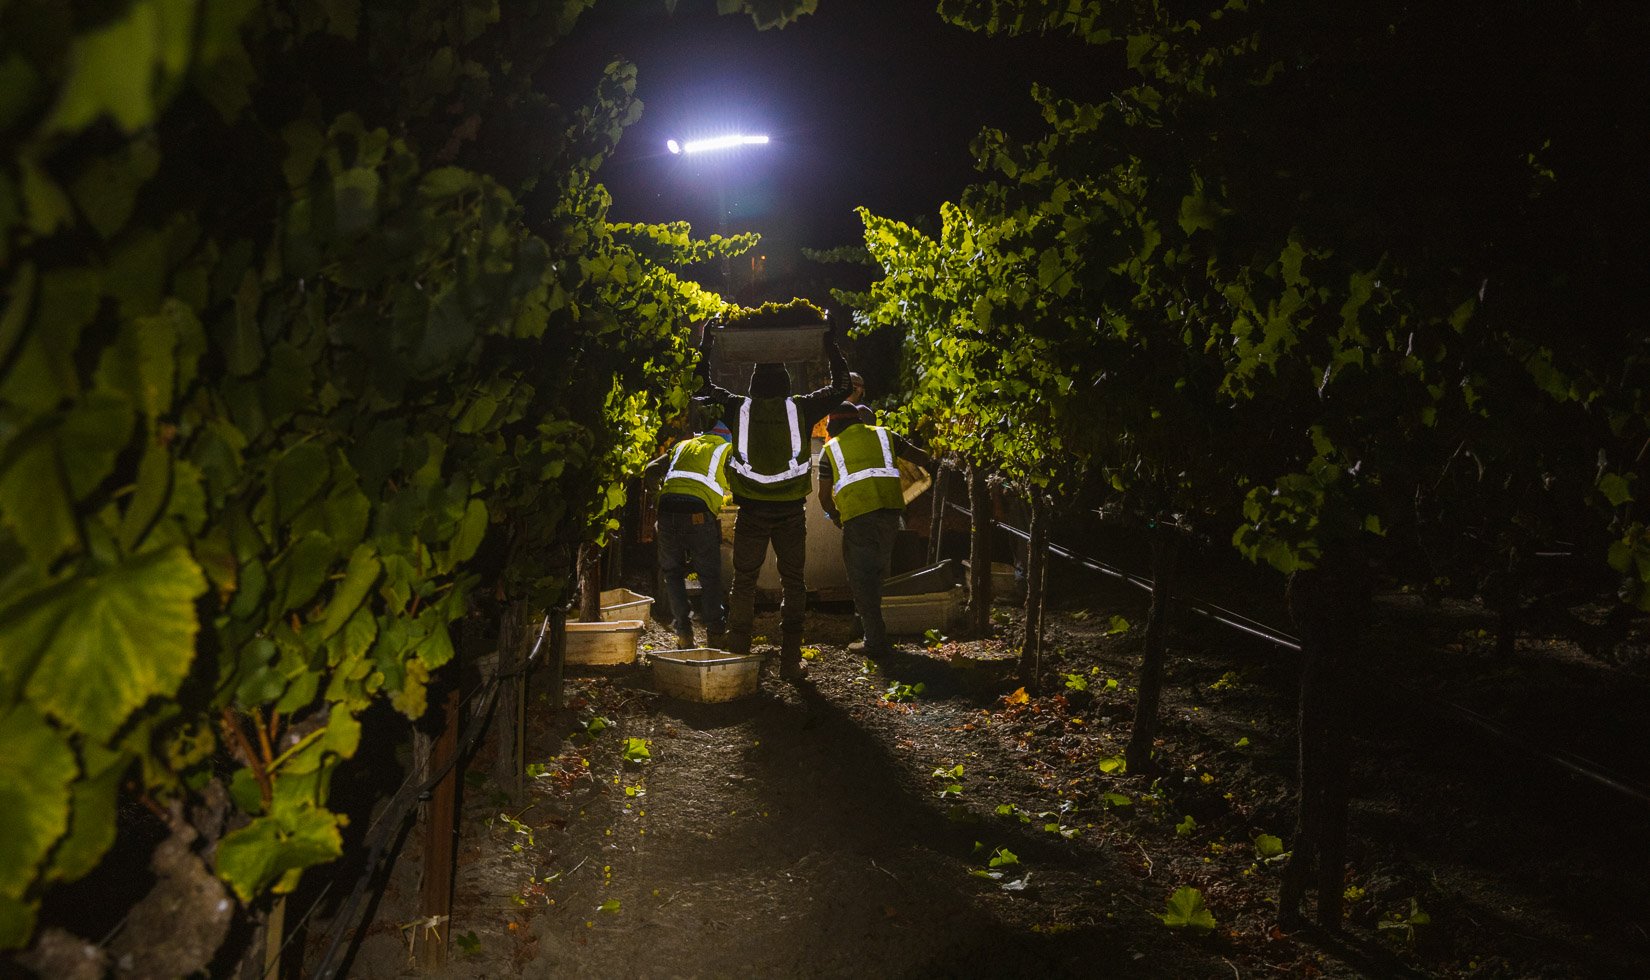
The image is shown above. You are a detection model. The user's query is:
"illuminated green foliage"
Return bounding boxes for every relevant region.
[0,0,821,953]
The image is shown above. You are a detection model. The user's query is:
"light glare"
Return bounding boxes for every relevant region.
[666,139,682,154]
[676,134,770,155]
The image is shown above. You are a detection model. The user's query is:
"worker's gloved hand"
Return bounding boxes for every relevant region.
[693,323,711,376]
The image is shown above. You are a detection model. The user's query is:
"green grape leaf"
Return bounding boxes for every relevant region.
[59,393,138,499]
[327,606,378,667]
[0,892,38,951]
[388,656,430,718]
[269,442,331,525]
[45,744,130,883]
[272,655,321,715]
[1161,886,1216,931]
[272,531,334,615]
[318,544,379,640]
[1278,238,1307,287]
[117,441,174,553]
[20,161,72,235]
[0,265,101,412]
[419,166,477,199]
[95,305,184,420]
[191,0,257,120]
[280,119,325,189]
[413,612,455,670]
[103,225,172,316]
[223,270,264,376]
[214,799,344,902]
[44,0,198,135]
[70,137,162,239]
[441,499,488,571]
[277,709,361,777]
[0,433,82,571]
[3,546,206,741]
[0,705,76,904]
[0,263,36,366]
[331,167,380,238]
[1599,472,1634,507]
[1177,184,1226,236]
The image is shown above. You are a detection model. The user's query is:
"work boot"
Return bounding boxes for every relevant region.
[725,630,751,656]
[848,640,891,661]
[675,631,695,649]
[706,628,728,650]
[779,632,805,681]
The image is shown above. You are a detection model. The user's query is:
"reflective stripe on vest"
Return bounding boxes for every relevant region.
[824,424,905,522]
[664,439,730,498]
[826,427,900,494]
[728,396,811,484]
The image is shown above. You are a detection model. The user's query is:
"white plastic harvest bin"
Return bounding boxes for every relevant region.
[881,586,966,636]
[564,620,645,666]
[650,648,762,702]
[596,588,654,624]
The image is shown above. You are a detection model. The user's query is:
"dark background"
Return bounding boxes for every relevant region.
[562,1,1117,274]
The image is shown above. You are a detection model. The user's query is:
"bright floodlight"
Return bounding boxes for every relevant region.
[668,134,770,155]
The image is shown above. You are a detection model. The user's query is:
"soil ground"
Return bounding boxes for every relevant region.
[328,567,1650,980]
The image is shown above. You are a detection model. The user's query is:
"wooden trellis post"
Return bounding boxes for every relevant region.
[413,682,460,968]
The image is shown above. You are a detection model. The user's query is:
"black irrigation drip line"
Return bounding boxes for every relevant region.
[311,614,551,978]
[947,501,1650,809]
[954,502,1303,651]
[1372,673,1650,807]
[310,677,501,980]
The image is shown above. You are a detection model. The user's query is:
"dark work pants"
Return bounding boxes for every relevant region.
[728,502,807,641]
[842,508,902,652]
[656,510,725,636]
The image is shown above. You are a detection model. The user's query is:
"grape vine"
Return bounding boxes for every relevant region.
[0,0,814,963]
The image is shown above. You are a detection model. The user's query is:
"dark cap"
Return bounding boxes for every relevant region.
[749,362,791,397]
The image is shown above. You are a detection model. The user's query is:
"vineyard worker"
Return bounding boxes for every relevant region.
[696,329,853,680]
[810,371,865,442]
[645,418,734,649]
[818,402,911,660]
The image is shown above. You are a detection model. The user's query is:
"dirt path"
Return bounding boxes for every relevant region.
[335,591,1650,979]
[344,607,1234,979]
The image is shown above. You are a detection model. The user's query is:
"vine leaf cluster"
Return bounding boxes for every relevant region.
[0,0,813,958]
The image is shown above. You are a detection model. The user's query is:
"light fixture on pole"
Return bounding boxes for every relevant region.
[664,132,772,294]
[666,134,770,155]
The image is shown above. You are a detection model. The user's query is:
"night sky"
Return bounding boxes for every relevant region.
[568,1,1113,256]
